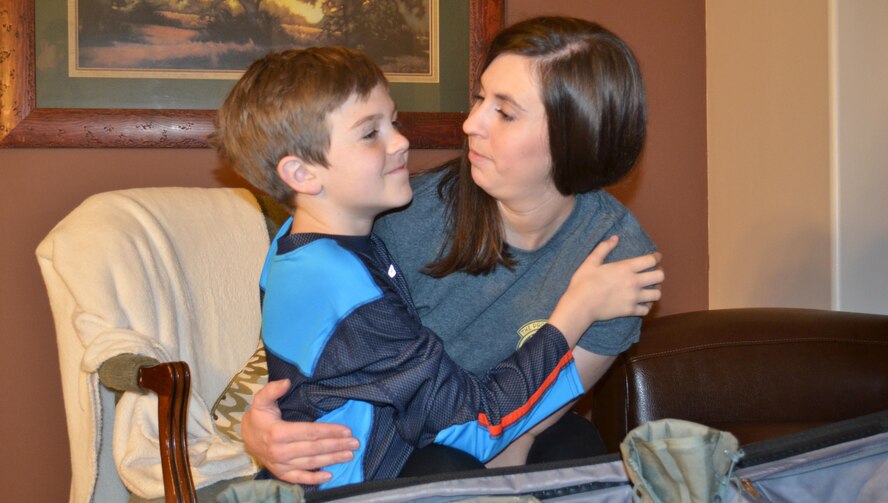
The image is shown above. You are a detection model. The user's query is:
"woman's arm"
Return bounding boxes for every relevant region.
[241,379,359,484]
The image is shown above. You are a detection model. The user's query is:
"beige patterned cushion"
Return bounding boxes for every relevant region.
[212,342,268,442]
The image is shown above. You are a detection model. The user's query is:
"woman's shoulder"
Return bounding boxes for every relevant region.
[576,189,637,226]
[578,187,626,210]
[373,167,451,261]
[575,190,656,257]
[409,166,450,199]
[380,168,449,225]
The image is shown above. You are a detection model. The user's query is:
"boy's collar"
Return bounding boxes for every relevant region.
[276,231,372,256]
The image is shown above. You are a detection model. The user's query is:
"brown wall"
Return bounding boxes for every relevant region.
[0,1,706,500]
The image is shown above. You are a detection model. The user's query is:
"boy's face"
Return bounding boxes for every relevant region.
[316,84,412,227]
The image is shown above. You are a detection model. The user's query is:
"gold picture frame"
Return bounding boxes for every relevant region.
[0,0,503,148]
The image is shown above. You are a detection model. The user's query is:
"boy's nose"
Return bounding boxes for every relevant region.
[388,130,409,155]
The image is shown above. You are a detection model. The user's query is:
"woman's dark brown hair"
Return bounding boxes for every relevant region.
[425,16,648,277]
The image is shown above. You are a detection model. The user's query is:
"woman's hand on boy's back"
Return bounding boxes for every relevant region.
[242,378,360,484]
[549,236,664,345]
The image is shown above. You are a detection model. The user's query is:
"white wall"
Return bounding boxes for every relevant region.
[707,1,832,310]
[833,0,888,315]
[707,0,888,315]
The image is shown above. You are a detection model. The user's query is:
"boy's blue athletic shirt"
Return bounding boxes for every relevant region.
[258,218,584,490]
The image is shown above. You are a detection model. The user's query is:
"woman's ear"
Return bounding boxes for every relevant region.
[277,156,322,195]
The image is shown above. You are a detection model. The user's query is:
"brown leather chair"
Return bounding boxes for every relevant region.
[592,308,888,453]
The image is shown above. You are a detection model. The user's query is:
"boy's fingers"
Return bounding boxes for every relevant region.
[588,235,620,264]
[651,252,663,266]
[638,269,665,288]
[638,288,662,303]
[631,252,662,272]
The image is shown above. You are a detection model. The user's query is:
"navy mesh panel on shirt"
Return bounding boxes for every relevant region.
[260,231,581,490]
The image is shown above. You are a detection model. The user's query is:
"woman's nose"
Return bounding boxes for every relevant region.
[463,104,484,136]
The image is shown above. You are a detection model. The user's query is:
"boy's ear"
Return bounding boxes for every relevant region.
[277,156,322,195]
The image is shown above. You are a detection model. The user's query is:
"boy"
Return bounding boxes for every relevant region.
[212,47,636,491]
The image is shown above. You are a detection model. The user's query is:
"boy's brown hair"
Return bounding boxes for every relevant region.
[211,47,387,207]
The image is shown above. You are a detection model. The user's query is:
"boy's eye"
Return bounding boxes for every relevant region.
[362,129,380,140]
[392,120,402,130]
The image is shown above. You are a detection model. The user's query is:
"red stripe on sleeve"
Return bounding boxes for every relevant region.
[476,350,575,437]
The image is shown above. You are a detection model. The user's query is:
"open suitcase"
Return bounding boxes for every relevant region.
[300,410,888,503]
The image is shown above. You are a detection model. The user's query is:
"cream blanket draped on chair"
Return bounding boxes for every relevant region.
[37,187,268,502]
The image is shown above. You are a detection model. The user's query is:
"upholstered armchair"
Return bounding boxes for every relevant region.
[37,187,284,502]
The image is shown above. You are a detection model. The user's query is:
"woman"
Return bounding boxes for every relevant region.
[243,16,660,484]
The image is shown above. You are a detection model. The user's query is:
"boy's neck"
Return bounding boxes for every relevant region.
[289,207,374,236]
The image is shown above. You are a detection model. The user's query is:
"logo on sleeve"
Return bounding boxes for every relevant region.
[516,320,547,349]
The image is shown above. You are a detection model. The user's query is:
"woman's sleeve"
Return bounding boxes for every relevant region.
[576,208,657,356]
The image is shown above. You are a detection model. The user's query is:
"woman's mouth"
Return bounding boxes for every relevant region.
[468,149,489,164]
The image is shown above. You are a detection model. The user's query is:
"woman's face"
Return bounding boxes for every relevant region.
[463,54,557,209]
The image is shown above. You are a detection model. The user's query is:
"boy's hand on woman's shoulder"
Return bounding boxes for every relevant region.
[550,236,664,343]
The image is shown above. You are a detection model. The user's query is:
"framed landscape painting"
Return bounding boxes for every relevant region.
[70,0,439,83]
[0,0,504,148]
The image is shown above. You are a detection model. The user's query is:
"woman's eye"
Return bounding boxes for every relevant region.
[495,108,515,122]
[471,93,485,104]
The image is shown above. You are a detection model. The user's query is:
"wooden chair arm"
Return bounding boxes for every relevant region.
[139,362,198,503]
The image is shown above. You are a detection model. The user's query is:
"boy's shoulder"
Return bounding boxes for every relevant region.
[275,234,363,267]
[267,236,380,294]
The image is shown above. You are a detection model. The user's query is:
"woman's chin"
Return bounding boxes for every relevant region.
[470,165,495,194]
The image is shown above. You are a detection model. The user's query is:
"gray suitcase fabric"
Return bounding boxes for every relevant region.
[306,410,888,503]
[312,455,631,502]
[728,412,888,503]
